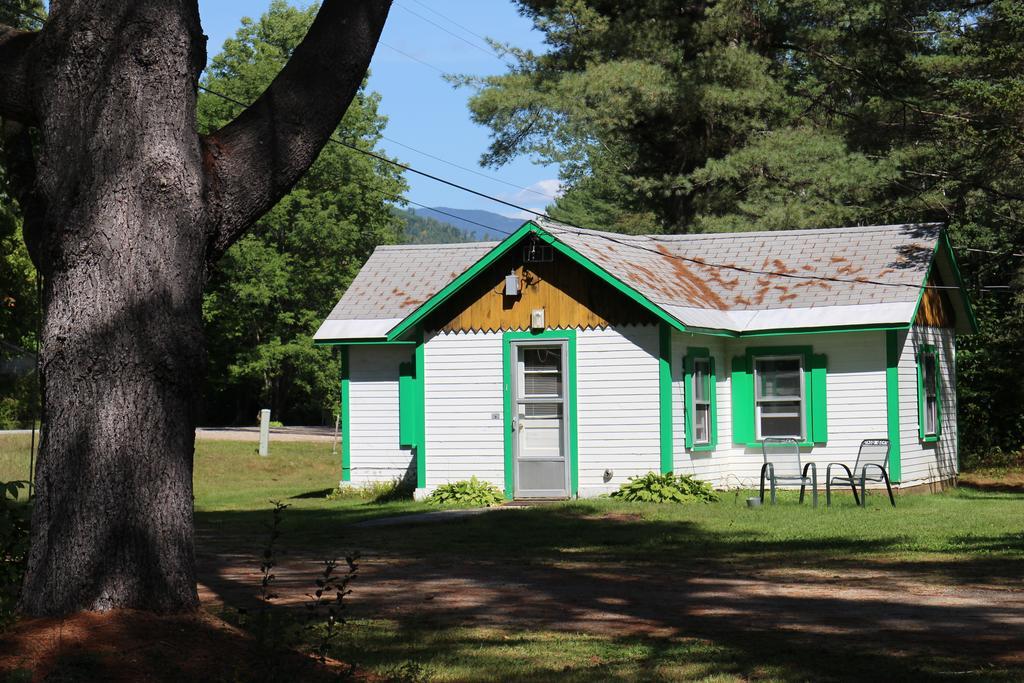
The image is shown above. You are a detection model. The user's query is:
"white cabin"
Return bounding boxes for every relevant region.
[315,220,974,499]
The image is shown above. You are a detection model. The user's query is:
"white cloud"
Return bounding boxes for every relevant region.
[499,178,563,219]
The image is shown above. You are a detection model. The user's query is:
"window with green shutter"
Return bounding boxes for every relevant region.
[917,344,940,443]
[731,347,828,447]
[398,358,419,448]
[684,348,717,450]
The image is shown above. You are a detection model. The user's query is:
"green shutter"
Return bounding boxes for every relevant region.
[708,357,719,449]
[810,353,828,444]
[398,359,418,448]
[916,348,925,440]
[683,353,694,449]
[731,355,754,444]
[935,352,943,437]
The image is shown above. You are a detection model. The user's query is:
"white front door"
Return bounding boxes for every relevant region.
[512,342,569,498]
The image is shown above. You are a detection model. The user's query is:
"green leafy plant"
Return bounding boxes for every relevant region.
[611,472,719,504]
[426,477,504,507]
[305,554,359,666]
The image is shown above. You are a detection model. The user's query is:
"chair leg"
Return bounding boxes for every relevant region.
[848,479,860,506]
[882,471,896,507]
[860,471,867,508]
[770,477,777,505]
[826,479,832,507]
[759,464,767,504]
[799,482,806,504]
[811,468,818,509]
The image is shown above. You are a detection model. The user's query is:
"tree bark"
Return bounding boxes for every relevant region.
[0,0,391,615]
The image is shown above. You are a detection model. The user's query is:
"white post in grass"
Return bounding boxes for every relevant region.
[258,409,271,456]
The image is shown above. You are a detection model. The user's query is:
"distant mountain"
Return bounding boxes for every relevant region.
[412,207,525,241]
[393,207,474,245]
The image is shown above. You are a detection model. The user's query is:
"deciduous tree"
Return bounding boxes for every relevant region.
[0,0,392,616]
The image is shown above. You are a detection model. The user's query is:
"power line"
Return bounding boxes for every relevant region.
[958,246,1024,258]
[380,134,557,200]
[393,1,502,62]
[197,83,965,292]
[377,40,447,75]
[405,0,495,47]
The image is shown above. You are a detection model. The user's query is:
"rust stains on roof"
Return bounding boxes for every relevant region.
[652,244,728,309]
[831,255,849,263]
[771,259,798,275]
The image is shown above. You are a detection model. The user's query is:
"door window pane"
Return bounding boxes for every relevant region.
[524,402,561,418]
[523,348,560,372]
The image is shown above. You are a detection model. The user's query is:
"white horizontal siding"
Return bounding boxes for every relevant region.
[671,333,732,487]
[347,345,415,484]
[723,332,889,488]
[423,330,505,490]
[576,325,661,494]
[897,326,958,487]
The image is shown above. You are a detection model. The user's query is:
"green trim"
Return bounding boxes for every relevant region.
[683,347,718,452]
[658,325,674,473]
[414,332,426,488]
[314,340,416,346]
[941,231,979,333]
[736,323,908,338]
[885,330,902,481]
[730,355,755,444]
[533,230,684,332]
[339,346,351,482]
[387,222,685,341]
[909,243,940,331]
[810,353,828,443]
[502,329,578,499]
[917,342,941,443]
[397,331,428,487]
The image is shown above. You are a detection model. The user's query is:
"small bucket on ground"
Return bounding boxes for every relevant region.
[746,497,762,508]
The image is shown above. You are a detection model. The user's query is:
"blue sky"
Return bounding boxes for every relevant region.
[198,1,559,219]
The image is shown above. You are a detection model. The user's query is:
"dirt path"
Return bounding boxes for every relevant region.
[196,545,1024,669]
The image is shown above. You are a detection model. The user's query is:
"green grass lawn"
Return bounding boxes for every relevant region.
[5,433,1024,681]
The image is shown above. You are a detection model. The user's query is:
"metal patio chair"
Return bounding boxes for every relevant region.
[825,439,895,508]
[759,437,817,507]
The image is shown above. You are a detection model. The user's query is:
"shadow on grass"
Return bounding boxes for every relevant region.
[288,488,335,499]
[195,501,1024,681]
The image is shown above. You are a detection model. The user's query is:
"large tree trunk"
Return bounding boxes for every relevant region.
[18,0,209,614]
[0,0,392,615]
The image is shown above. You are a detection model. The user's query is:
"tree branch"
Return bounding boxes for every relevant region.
[0,24,37,124]
[202,0,393,261]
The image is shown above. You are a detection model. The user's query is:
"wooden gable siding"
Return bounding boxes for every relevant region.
[915,271,955,328]
[424,242,656,333]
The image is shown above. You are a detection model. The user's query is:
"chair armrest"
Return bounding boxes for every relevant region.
[825,462,854,482]
[861,463,887,476]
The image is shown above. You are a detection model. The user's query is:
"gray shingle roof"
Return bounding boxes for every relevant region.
[319,221,943,337]
[324,241,497,321]
[541,220,939,311]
